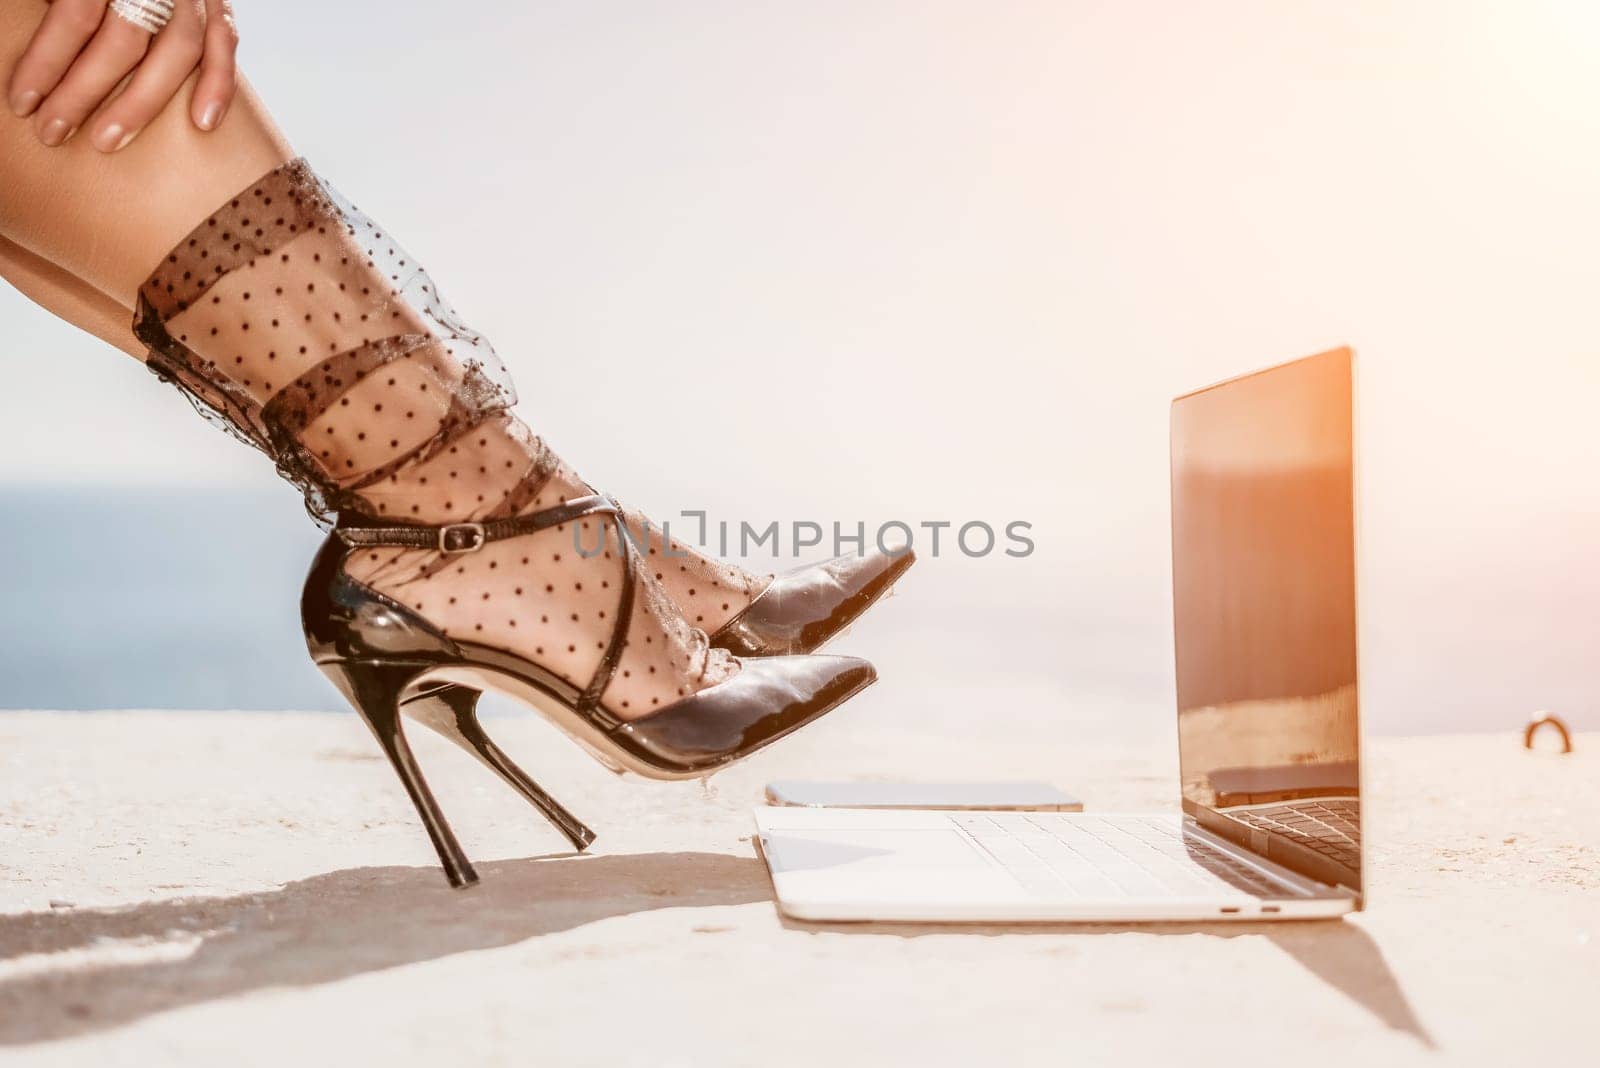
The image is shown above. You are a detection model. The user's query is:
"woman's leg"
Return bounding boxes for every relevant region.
[0,231,142,357]
[1,0,768,719]
[2,213,772,638]
[0,1,767,637]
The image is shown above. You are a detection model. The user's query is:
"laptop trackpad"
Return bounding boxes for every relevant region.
[763,828,982,873]
[761,827,1029,904]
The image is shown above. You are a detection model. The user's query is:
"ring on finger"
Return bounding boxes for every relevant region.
[108,0,176,35]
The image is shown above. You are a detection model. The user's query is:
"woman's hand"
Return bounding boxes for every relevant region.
[6,0,238,152]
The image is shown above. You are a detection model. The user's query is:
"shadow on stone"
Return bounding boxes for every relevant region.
[0,851,768,1046]
[779,914,1435,1048]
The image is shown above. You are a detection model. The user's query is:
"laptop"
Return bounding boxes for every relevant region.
[754,347,1365,922]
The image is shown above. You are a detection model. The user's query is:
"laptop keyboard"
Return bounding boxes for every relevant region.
[948,813,1290,900]
[1225,799,1360,871]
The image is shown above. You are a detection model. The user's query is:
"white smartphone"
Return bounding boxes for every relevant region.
[764,781,1083,812]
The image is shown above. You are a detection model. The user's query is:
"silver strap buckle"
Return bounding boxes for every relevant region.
[438,522,487,554]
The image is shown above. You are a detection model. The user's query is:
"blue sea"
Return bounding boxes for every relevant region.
[0,487,341,711]
[0,485,1176,735]
[1,486,1592,739]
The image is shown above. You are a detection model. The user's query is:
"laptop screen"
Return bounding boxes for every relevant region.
[1169,347,1362,895]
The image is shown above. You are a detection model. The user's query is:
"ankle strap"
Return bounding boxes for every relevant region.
[335,491,637,719]
[335,494,619,554]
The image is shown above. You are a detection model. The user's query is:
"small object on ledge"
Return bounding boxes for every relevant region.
[1523,711,1573,754]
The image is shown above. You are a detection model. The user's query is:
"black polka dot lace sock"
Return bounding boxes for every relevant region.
[133,159,735,718]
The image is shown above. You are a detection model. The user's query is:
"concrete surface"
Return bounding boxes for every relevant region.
[0,711,1594,1066]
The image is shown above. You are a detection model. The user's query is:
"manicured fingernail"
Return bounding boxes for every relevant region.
[10,89,39,117]
[93,124,130,153]
[197,101,223,131]
[40,118,74,147]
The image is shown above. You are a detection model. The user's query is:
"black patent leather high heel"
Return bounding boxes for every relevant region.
[710,548,917,656]
[304,493,877,888]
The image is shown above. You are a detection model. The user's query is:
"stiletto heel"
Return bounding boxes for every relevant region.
[401,684,597,851]
[318,659,480,889]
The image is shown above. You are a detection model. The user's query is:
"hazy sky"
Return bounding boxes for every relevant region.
[1,1,1595,727]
